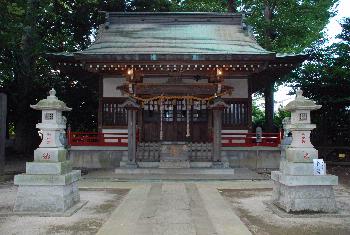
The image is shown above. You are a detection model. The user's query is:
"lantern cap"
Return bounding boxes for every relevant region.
[30,88,72,111]
[285,90,321,111]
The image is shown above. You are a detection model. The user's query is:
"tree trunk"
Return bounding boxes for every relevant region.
[263,2,275,132]
[0,93,7,177]
[227,0,237,13]
[13,0,39,153]
[264,82,275,132]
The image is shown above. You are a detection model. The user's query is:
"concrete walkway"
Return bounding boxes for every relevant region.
[96,182,252,235]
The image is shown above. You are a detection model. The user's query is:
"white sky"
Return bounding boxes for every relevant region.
[259,0,350,110]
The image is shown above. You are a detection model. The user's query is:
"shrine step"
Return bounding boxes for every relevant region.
[114,168,235,175]
[136,161,213,168]
[159,160,190,169]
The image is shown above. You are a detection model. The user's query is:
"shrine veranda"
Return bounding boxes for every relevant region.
[48,12,306,169]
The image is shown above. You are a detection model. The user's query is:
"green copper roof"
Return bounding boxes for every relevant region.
[76,12,273,56]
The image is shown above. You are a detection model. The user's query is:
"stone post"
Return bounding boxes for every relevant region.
[271,90,338,213]
[209,98,229,168]
[14,89,81,215]
[120,97,140,168]
[0,92,7,179]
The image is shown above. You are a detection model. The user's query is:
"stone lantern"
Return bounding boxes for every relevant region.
[14,89,81,215]
[271,90,338,213]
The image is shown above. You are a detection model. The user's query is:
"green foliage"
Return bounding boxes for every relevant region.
[243,0,337,53]
[252,100,265,128]
[252,101,291,130]
[292,17,350,146]
[130,0,172,11]
[273,106,290,129]
[171,0,227,12]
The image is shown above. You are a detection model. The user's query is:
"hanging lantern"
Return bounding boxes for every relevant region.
[216,68,223,76]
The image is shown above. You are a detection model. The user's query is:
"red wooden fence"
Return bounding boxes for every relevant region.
[67,130,281,147]
[68,131,128,147]
[221,132,281,147]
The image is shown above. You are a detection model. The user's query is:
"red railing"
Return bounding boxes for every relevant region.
[67,131,128,147]
[67,130,280,147]
[221,132,281,147]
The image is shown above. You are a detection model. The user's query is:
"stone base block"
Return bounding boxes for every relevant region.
[211,161,230,169]
[286,147,318,163]
[159,160,190,168]
[137,161,160,168]
[26,161,72,175]
[120,161,138,168]
[14,170,81,186]
[14,181,80,213]
[34,148,67,162]
[280,161,314,175]
[271,171,338,186]
[272,180,337,213]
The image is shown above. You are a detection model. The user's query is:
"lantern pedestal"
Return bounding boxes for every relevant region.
[14,170,81,214]
[14,89,81,215]
[271,90,338,213]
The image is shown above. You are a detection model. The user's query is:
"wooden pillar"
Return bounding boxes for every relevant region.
[127,109,137,163]
[209,98,228,167]
[212,109,223,162]
[0,93,7,177]
[98,76,103,132]
[121,98,140,168]
[247,79,253,131]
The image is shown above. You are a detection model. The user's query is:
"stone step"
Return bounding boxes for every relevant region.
[135,161,214,168]
[159,160,190,169]
[114,168,235,175]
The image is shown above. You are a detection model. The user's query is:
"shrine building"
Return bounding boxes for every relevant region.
[49,12,305,170]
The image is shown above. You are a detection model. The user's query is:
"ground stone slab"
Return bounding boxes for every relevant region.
[97,183,251,235]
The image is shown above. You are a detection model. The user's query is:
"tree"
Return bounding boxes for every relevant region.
[242,0,336,131]
[0,0,126,153]
[291,17,350,147]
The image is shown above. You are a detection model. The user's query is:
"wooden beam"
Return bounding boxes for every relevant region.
[98,76,103,132]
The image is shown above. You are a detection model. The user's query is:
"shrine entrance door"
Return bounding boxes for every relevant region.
[141,99,209,142]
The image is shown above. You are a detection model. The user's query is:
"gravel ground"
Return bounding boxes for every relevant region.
[0,181,128,235]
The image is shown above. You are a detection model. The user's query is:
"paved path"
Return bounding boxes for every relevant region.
[96,182,252,235]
